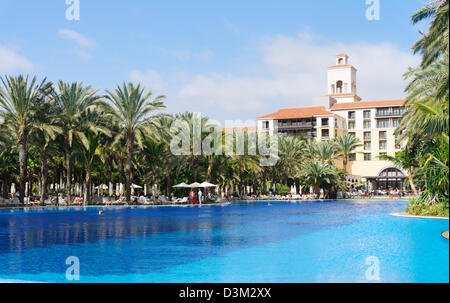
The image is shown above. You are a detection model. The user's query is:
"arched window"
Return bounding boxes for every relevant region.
[338,58,344,64]
[336,81,343,93]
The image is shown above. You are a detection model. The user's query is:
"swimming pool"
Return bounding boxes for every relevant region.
[0,200,448,283]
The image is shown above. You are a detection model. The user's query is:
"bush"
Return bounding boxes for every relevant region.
[407,197,449,217]
[275,184,290,196]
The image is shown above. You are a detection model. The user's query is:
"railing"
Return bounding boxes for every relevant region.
[277,122,314,129]
[376,111,404,117]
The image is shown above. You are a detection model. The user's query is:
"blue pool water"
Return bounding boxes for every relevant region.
[0,200,448,283]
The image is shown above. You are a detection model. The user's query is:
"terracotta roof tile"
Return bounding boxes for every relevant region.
[330,99,406,110]
[257,106,334,120]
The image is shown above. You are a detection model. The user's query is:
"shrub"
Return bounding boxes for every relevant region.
[407,196,449,217]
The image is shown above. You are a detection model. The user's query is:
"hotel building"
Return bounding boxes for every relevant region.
[256,54,407,191]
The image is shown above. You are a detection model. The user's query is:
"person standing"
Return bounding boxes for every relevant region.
[198,189,203,205]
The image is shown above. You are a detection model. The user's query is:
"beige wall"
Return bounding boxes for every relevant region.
[331,108,405,178]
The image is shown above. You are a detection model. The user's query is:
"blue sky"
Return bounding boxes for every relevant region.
[0,0,428,123]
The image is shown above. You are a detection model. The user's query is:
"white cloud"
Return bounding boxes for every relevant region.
[173,32,419,120]
[129,31,420,122]
[58,29,96,60]
[0,45,34,74]
[129,69,168,93]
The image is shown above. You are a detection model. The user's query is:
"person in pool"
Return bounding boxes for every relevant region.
[98,210,103,215]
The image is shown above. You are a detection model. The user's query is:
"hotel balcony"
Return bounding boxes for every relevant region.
[277,122,314,130]
[375,110,404,118]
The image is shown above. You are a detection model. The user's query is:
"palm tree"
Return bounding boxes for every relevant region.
[335,134,362,176]
[315,140,338,165]
[74,131,102,204]
[0,128,18,199]
[0,75,53,203]
[174,112,213,182]
[52,81,108,205]
[411,0,449,67]
[298,160,343,197]
[105,82,166,203]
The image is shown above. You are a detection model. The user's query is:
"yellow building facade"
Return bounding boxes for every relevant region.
[256,54,407,191]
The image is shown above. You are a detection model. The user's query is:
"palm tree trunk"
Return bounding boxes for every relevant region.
[118,157,124,184]
[65,139,72,205]
[40,148,48,205]
[86,169,91,204]
[206,157,213,181]
[166,172,172,196]
[408,167,418,194]
[343,158,348,176]
[125,130,134,203]
[313,184,320,196]
[18,132,27,204]
[192,157,198,182]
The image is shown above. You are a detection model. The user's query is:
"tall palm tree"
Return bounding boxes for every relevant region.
[0,75,53,203]
[411,0,449,67]
[335,134,362,176]
[105,82,166,203]
[52,81,107,205]
[74,131,102,204]
[174,112,212,182]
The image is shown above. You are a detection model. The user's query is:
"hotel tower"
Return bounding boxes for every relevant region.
[256,54,407,191]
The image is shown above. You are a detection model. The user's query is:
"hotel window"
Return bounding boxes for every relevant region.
[349,153,356,161]
[379,152,387,156]
[379,131,387,140]
[379,141,387,150]
[363,120,371,129]
[349,132,356,137]
[348,121,355,130]
[377,108,390,116]
[364,132,371,140]
[348,111,356,120]
[321,129,329,138]
[363,110,371,119]
[364,153,372,161]
[392,118,400,128]
[377,119,390,128]
[392,107,403,115]
[322,118,329,126]
[364,142,371,150]
[262,121,269,129]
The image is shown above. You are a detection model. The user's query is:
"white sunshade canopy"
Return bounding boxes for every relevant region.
[173,182,190,188]
[131,184,143,189]
[189,182,203,188]
[95,184,109,189]
[199,182,217,188]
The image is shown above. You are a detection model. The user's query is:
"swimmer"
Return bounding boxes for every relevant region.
[268,202,271,206]
[98,210,103,215]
